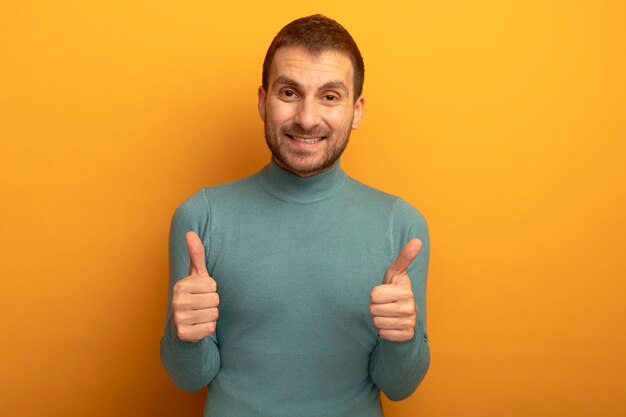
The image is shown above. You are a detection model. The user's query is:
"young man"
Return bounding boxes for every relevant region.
[160,14,430,417]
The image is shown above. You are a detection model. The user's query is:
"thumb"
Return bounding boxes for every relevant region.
[382,238,422,285]
[185,231,208,276]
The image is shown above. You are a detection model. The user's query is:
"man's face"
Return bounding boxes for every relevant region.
[258,46,365,177]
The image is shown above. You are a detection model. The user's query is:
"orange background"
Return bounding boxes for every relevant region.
[1,1,625,416]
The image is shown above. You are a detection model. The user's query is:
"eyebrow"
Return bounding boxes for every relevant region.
[273,76,349,95]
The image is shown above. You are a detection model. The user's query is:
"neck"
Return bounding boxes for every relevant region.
[256,158,347,204]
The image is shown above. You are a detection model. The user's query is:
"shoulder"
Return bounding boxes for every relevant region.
[343,175,428,239]
[201,173,259,199]
[169,189,210,239]
[343,176,399,208]
[175,172,259,214]
[344,176,427,222]
[392,197,428,231]
[171,172,259,227]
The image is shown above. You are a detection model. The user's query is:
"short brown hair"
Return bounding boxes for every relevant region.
[262,14,365,101]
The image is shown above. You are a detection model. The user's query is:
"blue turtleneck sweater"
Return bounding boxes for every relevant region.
[160,160,430,417]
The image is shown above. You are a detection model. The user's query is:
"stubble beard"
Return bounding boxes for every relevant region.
[264,122,352,177]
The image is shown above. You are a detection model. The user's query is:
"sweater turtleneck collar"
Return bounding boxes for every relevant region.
[256,158,347,204]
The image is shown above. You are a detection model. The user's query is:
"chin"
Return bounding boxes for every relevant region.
[266,132,347,177]
[285,159,336,177]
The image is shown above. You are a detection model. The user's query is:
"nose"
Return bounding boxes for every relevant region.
[294,97,321,131]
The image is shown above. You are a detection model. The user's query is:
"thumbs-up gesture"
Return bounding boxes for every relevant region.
[171,231,220,342]
[370,239,422,342]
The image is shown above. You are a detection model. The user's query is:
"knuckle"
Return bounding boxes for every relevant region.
[370,286,382,302]
[207,322,216,333]
[173,311,187,326]
[171,298,186,311]
[394,298,413,315]
[203,280,216,293]
[177,327,191,341]
[173,281,185,293]
[403,304,416,316]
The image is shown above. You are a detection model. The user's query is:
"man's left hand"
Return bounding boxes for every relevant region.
[369,238,422,342]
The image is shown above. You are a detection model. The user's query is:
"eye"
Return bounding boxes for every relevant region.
[280,89,298,99]
[321,93,341,104]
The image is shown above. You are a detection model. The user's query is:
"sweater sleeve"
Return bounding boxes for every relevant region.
[159,189,221,392]
[369,198,431,400]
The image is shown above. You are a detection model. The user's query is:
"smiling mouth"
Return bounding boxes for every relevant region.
[287,134,325,144]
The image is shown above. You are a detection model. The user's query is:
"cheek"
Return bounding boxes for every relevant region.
[321,109,341,125]
[266,101,294,123]
[328,112,354,132]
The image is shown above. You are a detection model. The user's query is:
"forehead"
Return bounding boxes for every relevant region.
[269,46,355,93]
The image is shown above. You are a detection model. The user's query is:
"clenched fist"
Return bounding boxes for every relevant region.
[171,231,220,342]
[370,238,422,342]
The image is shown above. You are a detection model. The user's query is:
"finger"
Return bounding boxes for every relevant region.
[190,307,219,324]
[186,231,209,276]
[370,284,413,304]
[174,276,217,295]
[383,238,422,285]
[177,321,217,342]
[370,300,416,317]
[377,329,414,342]
[191,293,220,309]
[173,292,219,311]
[174,307,219,326]
[372,316,415,330]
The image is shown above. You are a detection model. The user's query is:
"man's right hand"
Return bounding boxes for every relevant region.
[171,231,219,342]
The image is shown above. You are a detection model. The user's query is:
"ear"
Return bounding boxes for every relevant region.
[351,95,365,129]
[257,86,267,122]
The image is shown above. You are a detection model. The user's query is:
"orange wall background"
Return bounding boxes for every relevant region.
[1,1,625,416]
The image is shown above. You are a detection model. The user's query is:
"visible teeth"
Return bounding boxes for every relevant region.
[292,136,323,144]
